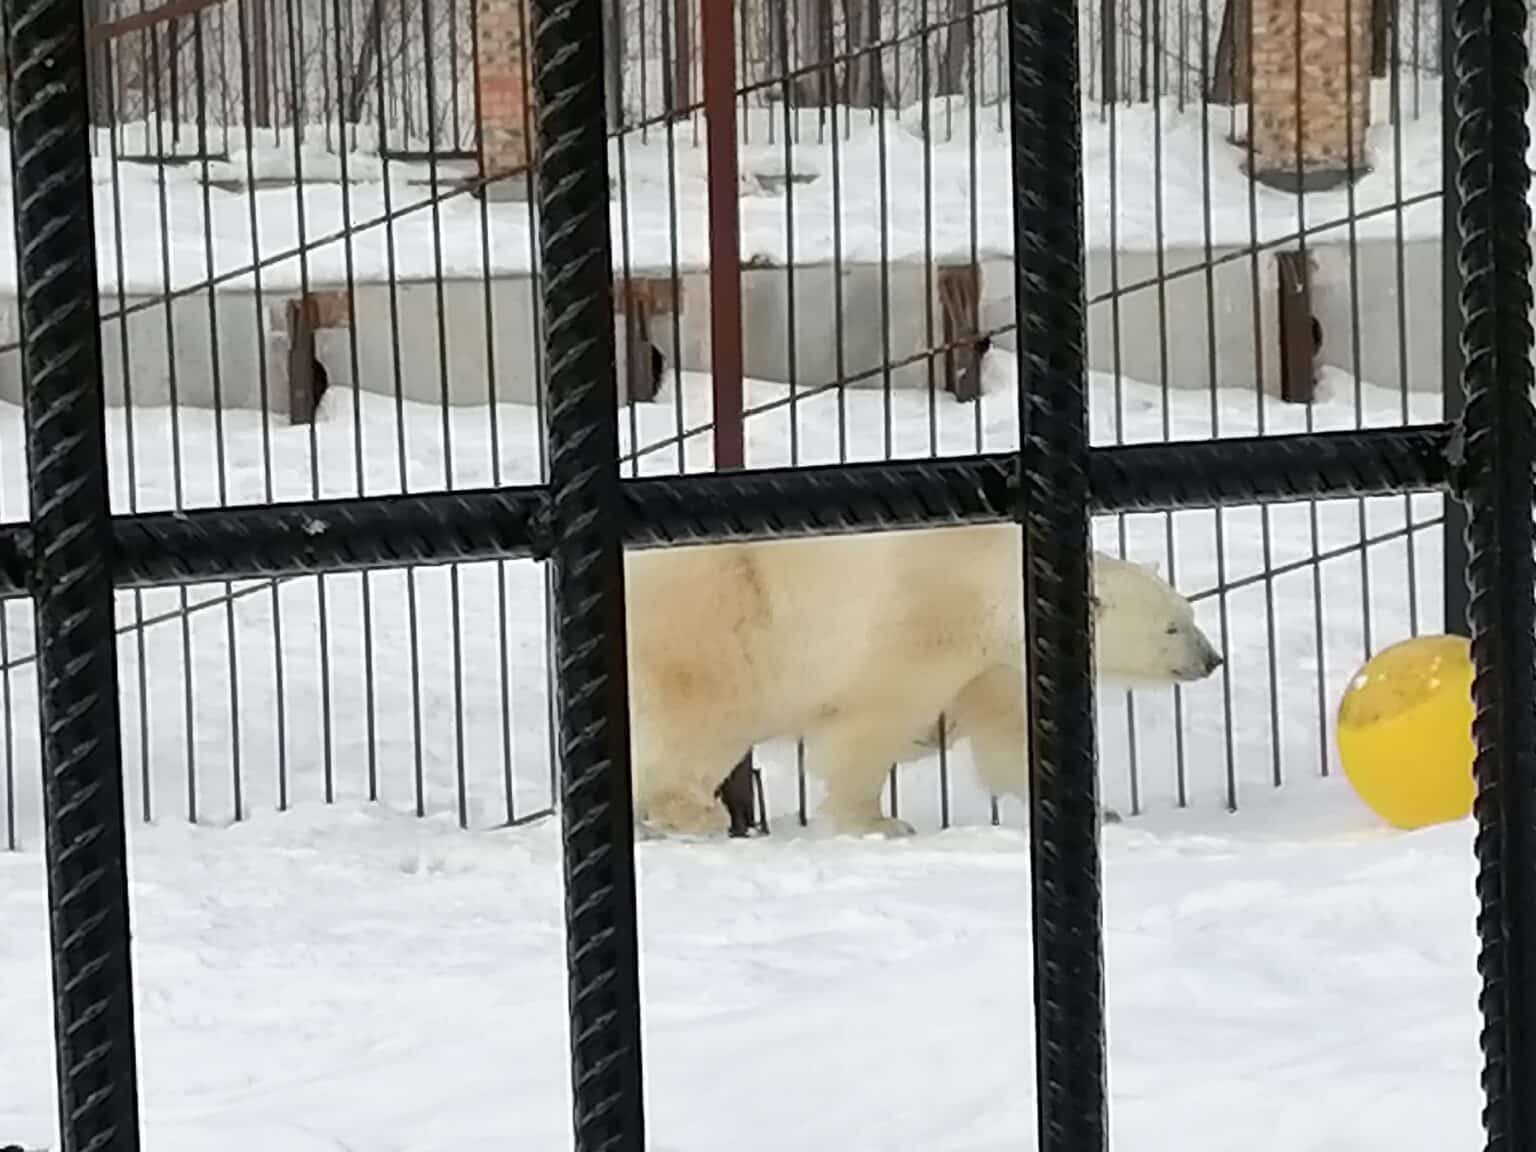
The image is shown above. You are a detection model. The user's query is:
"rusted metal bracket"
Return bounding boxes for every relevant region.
[614,276,677,403]
[284,290,350,425]
[88,0,222,45]
[939,263,985,402]
[1276,249,1320,404]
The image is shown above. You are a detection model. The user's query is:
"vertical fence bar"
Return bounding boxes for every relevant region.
[531,0,647,1143]
[672,0,692,118]
[703,0,742,463]
[7,0,143,1141]
[1442,0,1468,640]
[702,0,755,835]
[1009,0,1106,1148]
[1456,0,1536,1131]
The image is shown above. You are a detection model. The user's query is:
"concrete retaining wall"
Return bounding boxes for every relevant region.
[0,232,1453,413]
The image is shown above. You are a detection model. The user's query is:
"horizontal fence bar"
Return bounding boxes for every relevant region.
[1093,424,1454,512]
[0,424,1457,598]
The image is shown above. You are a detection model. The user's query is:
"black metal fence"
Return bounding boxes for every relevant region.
[5,0,1536,1127]
[0,0,1471,848]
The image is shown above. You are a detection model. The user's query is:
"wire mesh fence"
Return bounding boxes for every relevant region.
[5,0,1536,1130]
[0,0,1469,852]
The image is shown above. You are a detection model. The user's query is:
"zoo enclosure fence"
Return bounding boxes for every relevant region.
[4,0,1535,1140]
[0,0,1490,850]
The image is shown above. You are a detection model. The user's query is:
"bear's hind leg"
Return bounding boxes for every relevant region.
[630,708,752,839]
[639,782,733,838]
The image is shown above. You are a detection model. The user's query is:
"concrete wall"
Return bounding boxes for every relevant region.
[982,233,1444,401]
[0,233,1452,413]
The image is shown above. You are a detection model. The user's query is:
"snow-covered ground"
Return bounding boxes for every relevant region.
[0,336,1483,1152]
[0,94,1457,303]
[0,801,1488,1152]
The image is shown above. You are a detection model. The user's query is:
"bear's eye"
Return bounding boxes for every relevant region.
[1165,624,1180,636]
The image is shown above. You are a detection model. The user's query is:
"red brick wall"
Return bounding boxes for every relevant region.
[477,0,532,189]
[1249,0,1372,189]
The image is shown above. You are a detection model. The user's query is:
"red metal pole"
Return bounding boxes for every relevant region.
[674,0,695,119]
[702,0,743,467]
[701,0,755,832]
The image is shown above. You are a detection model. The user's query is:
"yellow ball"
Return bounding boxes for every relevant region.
[1335,634,1476,830]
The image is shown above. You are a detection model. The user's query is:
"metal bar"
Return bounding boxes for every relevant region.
[1008,0,1103,1142]
[672,0,691,119]
[0,423,1456,598]
[6,0,143,1141]
[86,0,219,44]
[701,0,754,835]
[1455,0,1536,1130]
[703,0,743,465]
[1442,0,1468,640]
[529,0,646,1139]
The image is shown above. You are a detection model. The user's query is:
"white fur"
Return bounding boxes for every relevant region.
[622,525,1223,838]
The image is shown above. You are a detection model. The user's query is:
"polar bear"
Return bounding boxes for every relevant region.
[621,524,1223,838]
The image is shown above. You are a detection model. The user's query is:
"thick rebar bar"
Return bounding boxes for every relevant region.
[0,423,1457,600]
[1008,0,1106,1143]
[529,0,646,1142]
[1454,0,1536,1133]
[1443,0,1469,644]
[6,0,142,1141]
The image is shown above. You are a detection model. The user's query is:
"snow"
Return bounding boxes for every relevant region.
[0,70,1492,1148]
[0,334,1483,1152]
[0,801,1489,1152]
[0,90,1454,301]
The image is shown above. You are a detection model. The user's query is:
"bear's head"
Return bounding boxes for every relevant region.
[1090,554,1224,685]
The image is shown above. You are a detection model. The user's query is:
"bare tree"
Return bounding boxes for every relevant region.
[84,0,115,124]
[842,0,883,106]
[936,0,972,96]
[344,0,383,122]
[792,0,833,104]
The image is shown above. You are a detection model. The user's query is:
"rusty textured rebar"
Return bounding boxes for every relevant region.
[6,0,143,1140]
[1007,0,1105,1139]
[0,423,1457,601]
[1453,0,1536,1133]
[529,0,646,1140]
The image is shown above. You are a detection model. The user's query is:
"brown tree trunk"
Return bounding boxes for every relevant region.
[83,0,115,125]
[936,0,971,96]
[1208,0,1250,104]
[842,0,883,106]
[346,0,383,123]
[791,0,833,105]
[251,0,271,126]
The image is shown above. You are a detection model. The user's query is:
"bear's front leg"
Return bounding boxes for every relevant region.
[801,709,923,838]
[951,663,1124,825]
